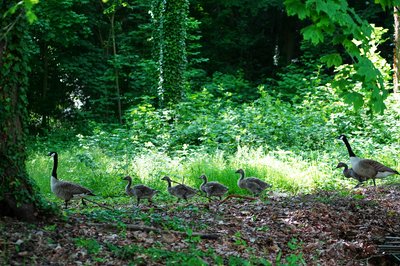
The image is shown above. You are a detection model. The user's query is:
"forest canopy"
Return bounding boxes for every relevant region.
[16,0,395,130]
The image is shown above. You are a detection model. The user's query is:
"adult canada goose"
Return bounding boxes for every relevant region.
[338,134,399,186]
[336,162,366,188]
[161,176,197,203]
[123,175,158,205]
[199,174,228,200]
[235,169,271,196]
[48,152,95,208]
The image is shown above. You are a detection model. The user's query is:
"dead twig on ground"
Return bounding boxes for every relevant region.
[83,198,114,211]
[88,222,220,240]
[218,194,257,205]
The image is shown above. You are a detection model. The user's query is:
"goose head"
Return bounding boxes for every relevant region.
[337,134,347,141]
[48,151,57,157]
[235,169,244,175]
[199,174,207,181]
[123,175,132,181]
[161,176,171,182]
[336,162,348,169]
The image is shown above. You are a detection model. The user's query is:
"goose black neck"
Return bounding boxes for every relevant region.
[239,171,245,180]
[126,179,132,189]
[166,179,172,188]
[341,137,356,157]
[52,153,58,179]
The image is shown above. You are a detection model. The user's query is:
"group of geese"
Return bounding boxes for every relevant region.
[48,152,270,208]
[48,135,399,208]
[335,134,399,188]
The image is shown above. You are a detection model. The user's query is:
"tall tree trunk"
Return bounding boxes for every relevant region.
[394,6,400,93]
[0,3,55,221]
[41,41,49,129]
[110,12,122,124]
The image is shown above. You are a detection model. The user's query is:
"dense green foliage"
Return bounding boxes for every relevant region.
[284,0,394,113]
[24,0,397,129]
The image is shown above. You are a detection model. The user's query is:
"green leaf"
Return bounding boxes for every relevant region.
[315,0,341,18]
[284,0,310,19]
[320,53,342,67]
[343,92,364,111]
[371,87,387,113]
[356,58,377,83]
[342,39,359,57]
[26,10,37,24]
[301,25,324,45]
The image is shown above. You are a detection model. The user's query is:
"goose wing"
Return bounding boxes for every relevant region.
[246,177,271,189]
[57,181,94,195]
[133,185,158,197]
[203,182,228,195]
[356,159,399,178]
[183,184,198,196]
[172,184,197,198]
[245,181,264,194]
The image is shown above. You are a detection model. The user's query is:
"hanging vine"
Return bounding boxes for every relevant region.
[152,0,189,107]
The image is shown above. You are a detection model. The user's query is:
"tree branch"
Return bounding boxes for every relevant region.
[218,194,257,205]
[88,222,220,240]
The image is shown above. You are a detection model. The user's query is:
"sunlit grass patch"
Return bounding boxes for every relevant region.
[27,140,400,205]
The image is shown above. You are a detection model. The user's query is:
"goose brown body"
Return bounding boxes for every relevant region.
[123,175,158,205]
[235,169,271,196]
[199,174,228,200]
[161,176,197,202]
[338,135,399,186]
[48,152,95,208]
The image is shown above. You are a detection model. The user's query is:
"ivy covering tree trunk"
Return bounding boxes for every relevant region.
[153,0,189,106]
[0,3,55,221]
[394,6,400,93]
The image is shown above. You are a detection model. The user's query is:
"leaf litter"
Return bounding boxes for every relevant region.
[1,186,400,265]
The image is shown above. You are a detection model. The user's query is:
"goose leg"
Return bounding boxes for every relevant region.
[136,197,140,206]
[81,198,87,206]
[65,200,69,209]
[373,178,376,187]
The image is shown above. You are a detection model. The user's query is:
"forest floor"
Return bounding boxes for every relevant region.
[2,186,400,265]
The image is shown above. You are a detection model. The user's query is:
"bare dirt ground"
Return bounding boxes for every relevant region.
[1,186,400,265]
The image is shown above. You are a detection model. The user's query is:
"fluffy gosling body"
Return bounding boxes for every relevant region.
[235,168,271,196]
[123,175,158,205]
[161,176,197,203]
[336,162,366,188]
[199,174,228,200]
